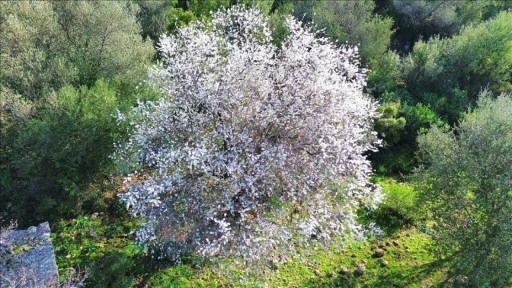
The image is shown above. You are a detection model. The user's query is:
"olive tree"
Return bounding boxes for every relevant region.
[51,1,154,88]
[311,0,394,66]
[401,10,512,124]
[414,92,512,287]
[0,1,154,225]
[0,1,154,99]
[115,6,381,262]
[0,1,68,100]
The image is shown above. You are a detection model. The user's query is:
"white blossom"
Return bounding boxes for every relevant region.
[114,5,381,263]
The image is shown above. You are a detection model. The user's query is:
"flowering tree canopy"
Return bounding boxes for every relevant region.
[115,6,381,262]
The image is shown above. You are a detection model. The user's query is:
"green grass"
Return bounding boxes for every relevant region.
[360,177,420,234]
[145,229,447,287]
[51,177,452,287]
[51,212,146,287]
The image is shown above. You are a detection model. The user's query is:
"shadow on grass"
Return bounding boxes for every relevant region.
[301,253,450,288]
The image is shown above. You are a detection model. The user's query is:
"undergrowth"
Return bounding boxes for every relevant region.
[51,178,452,287]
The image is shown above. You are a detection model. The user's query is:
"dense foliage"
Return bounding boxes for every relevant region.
[0,1,154,225]
[384,0,512,53]
[1,0,511,286]
[414,92,512,287]
[401,10,512,123]
[0,1,153,98]
[116,6,382,262]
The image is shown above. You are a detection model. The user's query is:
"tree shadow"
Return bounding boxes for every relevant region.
[301,255,451,288]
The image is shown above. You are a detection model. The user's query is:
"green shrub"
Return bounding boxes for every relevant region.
[10,80,121,225]
[374,101,406,146]
[370,101,447,177]
[414,92,512,286]
[311,0,394,66]
[164,0,231,33]
[52,214,143,285]
[367,51,401,98]
[401,10,512,123]
[0,1,153,99]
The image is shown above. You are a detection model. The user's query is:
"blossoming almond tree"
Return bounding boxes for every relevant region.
[115,5,381,262]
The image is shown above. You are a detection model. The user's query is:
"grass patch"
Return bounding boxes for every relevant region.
[50,177,451,287]
[145,229,447,287]
[51,211,147,287]
[360,177,420,234]
[272,230,445,287]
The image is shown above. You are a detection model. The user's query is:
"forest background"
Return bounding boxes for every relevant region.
[1,0,512,287]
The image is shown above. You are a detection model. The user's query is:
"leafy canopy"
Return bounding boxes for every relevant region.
[116,6,381,262]
[414,92,512,287]
[0,1,154,99]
